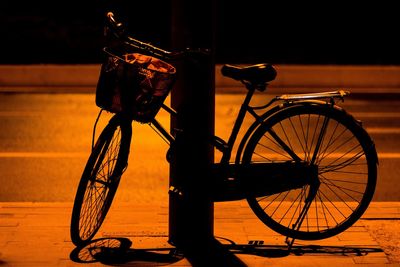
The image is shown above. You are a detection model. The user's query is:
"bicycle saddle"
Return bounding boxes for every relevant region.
[221,63,277,85]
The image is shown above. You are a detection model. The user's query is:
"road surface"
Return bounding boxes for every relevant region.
[0,92,399,203]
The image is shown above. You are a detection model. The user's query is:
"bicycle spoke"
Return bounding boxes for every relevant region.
[81,183,107,236]
[246,105,376,240]
[318,189,348,219]
[317,191,329,230]
[321,178,366,185]
[267,128,301,161]
[285,187,308,228]
[321,175,364,199]
[298,114,309,159]
[319,176,358,212]
[317,134,359,167]
[268,190,292,218]
[71,118,129,245]
[256,142,293,160]
[311,115,330,164]
[308,114,321,161]
[318,190,340,226]
[316,121,344,164]
[288,116,307,158]
[278,189,304,225]
[320,149,366,174]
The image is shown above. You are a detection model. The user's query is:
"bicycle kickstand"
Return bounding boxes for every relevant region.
[285,186,318,252]
[285,200,311,253]
[285,236,296,252]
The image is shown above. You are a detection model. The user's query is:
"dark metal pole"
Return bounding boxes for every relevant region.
[169,0,215,248]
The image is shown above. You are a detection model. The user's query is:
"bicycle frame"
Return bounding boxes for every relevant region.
[102,12,354,204]
[103,10,351,166]
[148,81,260,162]
[149,81,349,165]
[147,84,349,202]
[72,12,378,249]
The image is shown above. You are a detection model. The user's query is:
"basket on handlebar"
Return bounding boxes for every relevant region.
[96,49,176,123]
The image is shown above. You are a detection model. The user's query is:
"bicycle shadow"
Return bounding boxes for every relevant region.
[69,236,383,266]
[69,237,183,266]
[216,236,383,258]
[69,237,247,266]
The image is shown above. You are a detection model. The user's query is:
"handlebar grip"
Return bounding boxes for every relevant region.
[104,12,209,61]
[105,12,126,39]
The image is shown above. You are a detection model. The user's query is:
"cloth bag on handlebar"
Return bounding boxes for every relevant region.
[96,53,176,122]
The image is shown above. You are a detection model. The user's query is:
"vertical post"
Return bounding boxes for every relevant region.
[169,0,215,248]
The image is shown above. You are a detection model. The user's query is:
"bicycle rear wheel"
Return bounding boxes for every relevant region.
[71,114,132,246]
[244,102,377,240]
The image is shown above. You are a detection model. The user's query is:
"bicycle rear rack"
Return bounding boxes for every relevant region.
[277,90,350,101]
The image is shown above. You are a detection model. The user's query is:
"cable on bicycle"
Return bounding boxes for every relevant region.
[149,122,171,146]
[92,109,104,151]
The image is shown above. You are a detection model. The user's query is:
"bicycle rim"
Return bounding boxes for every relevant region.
[244,103,377,240]
[71,116,131,246]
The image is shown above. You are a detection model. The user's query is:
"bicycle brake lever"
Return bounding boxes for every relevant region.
[105,12,127,39]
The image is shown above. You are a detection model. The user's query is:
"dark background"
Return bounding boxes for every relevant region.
[0,0,398,65]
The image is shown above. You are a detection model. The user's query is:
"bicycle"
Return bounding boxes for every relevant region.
[70,12,378,249]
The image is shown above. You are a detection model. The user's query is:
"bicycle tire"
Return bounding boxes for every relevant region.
[244,102,377,240]
[70,115,132,246]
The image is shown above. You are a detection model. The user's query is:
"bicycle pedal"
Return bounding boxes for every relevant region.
[248,240,264,246]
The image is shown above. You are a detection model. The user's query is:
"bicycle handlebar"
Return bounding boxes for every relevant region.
[105,12,209,61]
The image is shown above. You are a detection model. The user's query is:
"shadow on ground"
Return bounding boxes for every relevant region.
[69,237,383,266]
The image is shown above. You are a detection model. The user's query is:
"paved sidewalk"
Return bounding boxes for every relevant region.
[0,201,399,266]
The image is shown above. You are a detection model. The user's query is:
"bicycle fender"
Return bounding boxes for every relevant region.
[235,104,284,164]
[234,100,348,164]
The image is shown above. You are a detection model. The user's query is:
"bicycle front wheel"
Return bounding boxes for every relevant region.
[244,102,377,240]
[71,115,132,246]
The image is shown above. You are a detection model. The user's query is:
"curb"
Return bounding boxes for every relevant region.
[1,64,400,94]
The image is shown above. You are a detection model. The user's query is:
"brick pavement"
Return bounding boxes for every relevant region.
[0,201,399,266]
